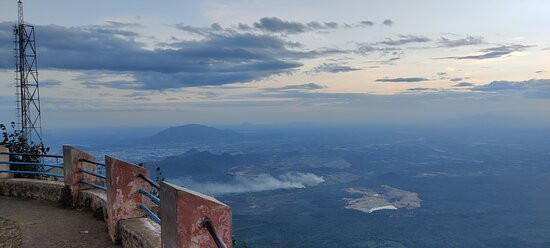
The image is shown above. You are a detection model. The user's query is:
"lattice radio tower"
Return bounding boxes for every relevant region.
[13,0,43,145]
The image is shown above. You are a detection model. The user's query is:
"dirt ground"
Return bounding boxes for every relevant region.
[0,196,118,248]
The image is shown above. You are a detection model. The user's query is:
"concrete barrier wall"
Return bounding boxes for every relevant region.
[0,178,64,201]
[63,145,99,207]
[0,145,233,248]
[161,181,232,248]
[0,147,12,179]
[105,155,151,242]
[0,178,160,248]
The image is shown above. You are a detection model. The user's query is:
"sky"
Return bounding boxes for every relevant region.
[0,0,549,128]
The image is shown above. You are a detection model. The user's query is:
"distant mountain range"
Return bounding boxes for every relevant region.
[144,148,260,181]
[147,124,242,143]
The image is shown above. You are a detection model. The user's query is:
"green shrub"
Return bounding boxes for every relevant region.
[0,122,49,178]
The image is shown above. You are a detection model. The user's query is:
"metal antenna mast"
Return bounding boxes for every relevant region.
[14,0,43,145]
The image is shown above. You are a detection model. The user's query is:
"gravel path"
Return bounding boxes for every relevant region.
[0,196,118,248]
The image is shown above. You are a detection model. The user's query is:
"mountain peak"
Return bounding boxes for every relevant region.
[149,124,241,143]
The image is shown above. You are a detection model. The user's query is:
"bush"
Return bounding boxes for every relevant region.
[0,122,50,178]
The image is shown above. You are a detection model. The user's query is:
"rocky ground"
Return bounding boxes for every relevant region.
[0,196,118,248]
[0,216,22,248]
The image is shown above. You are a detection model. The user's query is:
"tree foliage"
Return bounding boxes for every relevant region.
[0,122,50,178]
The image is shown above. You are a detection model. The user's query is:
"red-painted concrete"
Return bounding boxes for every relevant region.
[160,181,232,248]
[105,156,151,242]
[62,145,98,207]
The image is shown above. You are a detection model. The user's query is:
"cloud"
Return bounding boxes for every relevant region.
[442,44,532,60]
[355,44,401,56]
[103,21,143,28]
[450,77,463,82]
[383,19,394,26]
[407,87,435,91]
[239,17,382,34]
[360,21,374,26]
[535,70,545,74]
[1,21,349,89]
[39,79,62,88]
[268,83,326,91]
[472,80,529,91]
[379,34,430,46]
[376,77,430,82]
[253,17,308,34]
[311,63,360,73]
[169,172,325,195]
[471,79,550,98]
[453,82,474,87]
[439,35,483,47]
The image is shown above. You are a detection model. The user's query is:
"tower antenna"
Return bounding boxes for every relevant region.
[14,0,43,145]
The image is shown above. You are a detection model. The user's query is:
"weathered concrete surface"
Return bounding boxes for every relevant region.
[0,216,22,248]
[0,196,118,248]
[0,178,161,248]
[0,178,64,201]
[79,189,108,221]
[63,145,99,207]
[119,218,161,248]
[106,156,150,242]
[0,146,12,179]
[161,181,232,248]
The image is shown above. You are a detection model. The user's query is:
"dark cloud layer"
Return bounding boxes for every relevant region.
[376,77,430,82]
[0,21,346,89]
[252,17,310,34]
[473,80,531,91]
[230,17,380,34]
[472,79,550,98]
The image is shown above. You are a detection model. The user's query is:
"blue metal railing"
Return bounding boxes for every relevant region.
[139,203,161,224]
[137,173,159,189]
[137,174,161,224]
[79,169,106,180]
[0,161,63,169]
[139,188,160,204]
[0,152,63,158]
[0,170,63,178]
[79,179,107,191]
[79,158,105,167]
[202,217,227,248]
[0,153,64,178]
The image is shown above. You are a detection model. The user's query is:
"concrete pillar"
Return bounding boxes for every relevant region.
[0,146,12,179]
[160,181,232,248]
[62,145,98,206]
[105,155,151,242]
